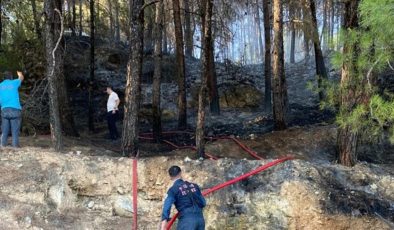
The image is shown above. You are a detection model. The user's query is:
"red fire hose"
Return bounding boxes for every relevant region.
[206,136,263,160]
[165,156,294,230]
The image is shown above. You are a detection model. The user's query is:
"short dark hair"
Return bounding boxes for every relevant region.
[3,71,12,80]
[168,166,181,177]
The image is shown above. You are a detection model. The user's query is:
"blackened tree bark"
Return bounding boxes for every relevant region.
[122,0,144,157]
[263,0,272,112]
[308,0,328,101]
[31,0,42,39]
[304,32,310,62]
[162,10,168,54]
[152,0,164,142]
[108,0,114,40]
[184,0,193,57]
[272,0,287,130]
[289,9,296,64]
[207,35,219,114]
[44,0,64,151]
[337,0,360,167]
[115,0,121,42]
[0,0,2,46]
[88,0,96,132]
[172,0,187,129]
[72,0,76,36]
[196,0,212,159]
[79,0,83,36]
[255,0,264,61]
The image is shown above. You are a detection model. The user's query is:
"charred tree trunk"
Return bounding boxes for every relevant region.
[79,0,83,36]
[67,0,72,33]
[72,0,76,36]
[108,0,114,41]
[162,9,168,54]
[44,0,64,151]
[337,0,360,167]
[255,1,264,61]
[196,0,212,159]
[263,0,272,112]
[88,0,96,132]
[172,0,187,129]
[289,11,296,64]
[184,0,193,57]
[304,33,310,62]
[272,0,287,130]
[115,0,120,42]
[207,40,220,115]
[31,0,42,39]
[308,0,328,101]
[0,0,3,46]
[122,0,144,157]
[330,0,335,45]
[152,0,164,142]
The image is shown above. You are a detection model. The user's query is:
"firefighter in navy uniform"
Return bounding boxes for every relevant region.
[161,166,206,230]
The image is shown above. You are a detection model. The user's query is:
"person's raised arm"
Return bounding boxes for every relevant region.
[17,71,24,82]
[161,191,175,230]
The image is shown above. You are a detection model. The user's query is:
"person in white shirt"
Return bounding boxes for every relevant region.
[106,85,120,140]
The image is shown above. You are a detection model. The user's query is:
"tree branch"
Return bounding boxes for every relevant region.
[139,0,159,16]
[50,8,64,77]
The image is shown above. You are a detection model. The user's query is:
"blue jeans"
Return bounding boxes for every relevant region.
[177,215,205,230]
[1,108,22,147]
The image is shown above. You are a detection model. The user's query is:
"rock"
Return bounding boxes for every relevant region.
[112,195,133,217]
[184,157,192,163]
[24,216,32,227]
[87,201,95,209]
[48,182,76,211]
[117,186,125,195]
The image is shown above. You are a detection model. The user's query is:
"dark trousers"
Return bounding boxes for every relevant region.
[177,215,205,230]
[1,108,22,147]
[107,111,119,140]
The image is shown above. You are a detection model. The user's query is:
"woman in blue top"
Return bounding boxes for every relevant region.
[0,71,24,148]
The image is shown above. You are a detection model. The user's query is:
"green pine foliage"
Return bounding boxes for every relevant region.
[327,0,394,143]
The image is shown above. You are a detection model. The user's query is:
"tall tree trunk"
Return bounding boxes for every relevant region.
[255,0,264,63]
[67,0,72,33]
[96,0,100,25]
[207,39,220,114]
[337,0,360,167]
[122,0,144,157]
[263,0,272,112]
[31,0,42,39]
[330,0,335,46]
[152,0,164,142]
[88,0,96,132]
[108,0,114,40]
[79,0,83,36]
[304,33,310,62]
[172,0,187,129]
[196,0,212,159]
[205,1,219,115]
[44,0,64,151]
[272,0,287,130]
[0,0,3,46]
[115,0,120,42]
[72,0,76,36]
[184,0,193,57]
[322,0,328,51]
[289,11,296,64]
[162,8,168,54]
[308,0,328,101]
